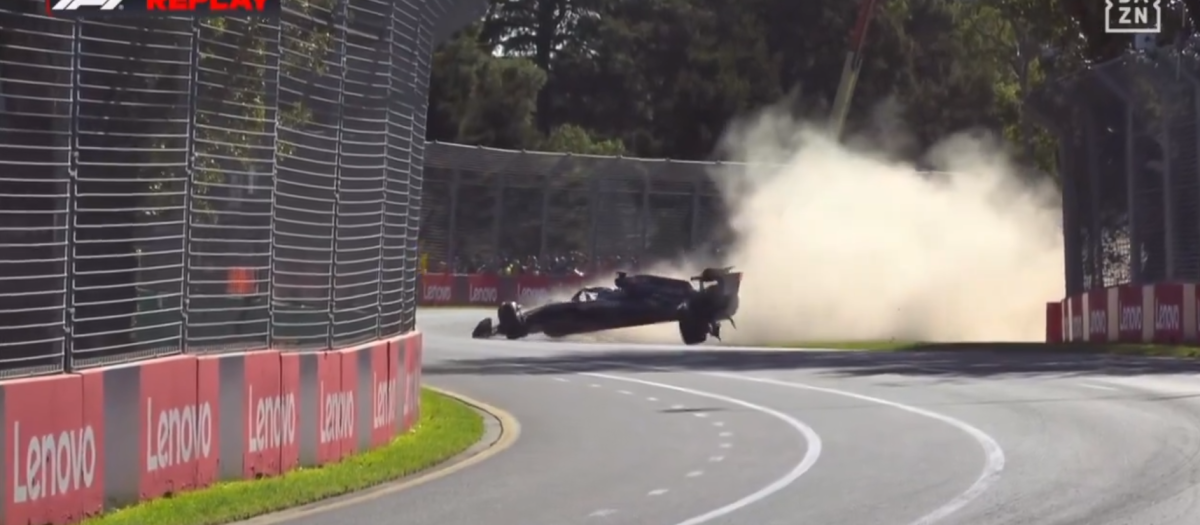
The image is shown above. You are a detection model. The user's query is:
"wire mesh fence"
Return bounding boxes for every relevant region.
[0,0,474,378]
[421,142,734,275]
[1028,48,1200,296]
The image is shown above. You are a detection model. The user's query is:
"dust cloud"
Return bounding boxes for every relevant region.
[574,105,1065,345]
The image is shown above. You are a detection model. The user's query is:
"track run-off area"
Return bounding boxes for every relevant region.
[276,308,1200,525]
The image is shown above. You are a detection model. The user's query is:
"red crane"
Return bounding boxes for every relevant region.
[828,0,884,140]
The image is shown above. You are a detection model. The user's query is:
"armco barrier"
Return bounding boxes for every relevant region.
[1053,282,1196,344]
[420,273,592,307]
[0,332,422,525]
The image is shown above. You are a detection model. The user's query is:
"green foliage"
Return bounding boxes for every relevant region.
[539,124,625,155]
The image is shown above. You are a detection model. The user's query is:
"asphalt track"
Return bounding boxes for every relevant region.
[279,308,1200,525]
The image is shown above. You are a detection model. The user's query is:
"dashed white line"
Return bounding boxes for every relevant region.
[718,443,732,449]
[646,397,658,402]
[553,377,570,383]
[648,488,670,496]
[590,383,602,388]
[686,470,704,478]
[694,412,708,418]
[573,370,822,525]
[709,455,725,462]
[618,390,633,395]
[671,404,686,410]
[588,509,618,518]
[719,431,733,437]
[712,421,725,427]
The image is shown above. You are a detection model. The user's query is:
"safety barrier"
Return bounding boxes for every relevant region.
[1052,283,1197,344]
[418,273,595,307]
[0,331,422,525]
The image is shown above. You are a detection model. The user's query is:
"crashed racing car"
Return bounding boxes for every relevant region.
[471,267,741,345]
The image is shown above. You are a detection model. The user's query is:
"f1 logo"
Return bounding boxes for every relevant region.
[50,0,123,10]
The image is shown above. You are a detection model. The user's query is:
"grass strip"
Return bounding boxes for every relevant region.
[86,388,485,525]
[771,340,1200,357]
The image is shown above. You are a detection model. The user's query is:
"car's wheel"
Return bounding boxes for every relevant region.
[497,301,529,339]
[677,305,707,345]
[471,318,493,339]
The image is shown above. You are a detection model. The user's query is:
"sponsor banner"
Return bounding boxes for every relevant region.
[419,273,457,306]
[138,356,220,500]
[242,352,299,479]
[0,330,423,524]
[1087,289,1108,343]
[1067,294,1084,341]
[2,374,104,525]
[1153,283,1184,343]
[416,273,591,306]
[1116,285,1145,342]
[466,274,501,305]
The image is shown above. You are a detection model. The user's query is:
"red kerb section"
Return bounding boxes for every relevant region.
[3,374,104,525]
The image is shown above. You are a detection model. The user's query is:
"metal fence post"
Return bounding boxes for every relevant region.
[1084,107,1104,287]
[1162,105,1176,280]
[447,169,459,267]
[327,0,350,350]
[63,20,82,372]
[266,20,283,349]
[491,154,505,255]
[178,18,201,353]
[639,157,651,254]
[1125,102,1141,283]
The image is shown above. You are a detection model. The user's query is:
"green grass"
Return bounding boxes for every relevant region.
[86,389,485,525]
[771,340,1200,357]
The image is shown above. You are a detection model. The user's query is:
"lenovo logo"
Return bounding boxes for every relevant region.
[1155,303,1181,331]
[1118,305,1142,331]
[1088,310,1106,335]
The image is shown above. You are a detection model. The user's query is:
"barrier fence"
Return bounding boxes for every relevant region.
[0,0,479,379]
[420,142,734,274]
[1027,48,1200,296]
[0,0,483,522]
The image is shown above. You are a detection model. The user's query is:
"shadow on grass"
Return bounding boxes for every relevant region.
[426,341,1200,380]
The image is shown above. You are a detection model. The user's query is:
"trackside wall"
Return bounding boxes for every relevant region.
[0,331,423,525]
[1053,284,1194,344]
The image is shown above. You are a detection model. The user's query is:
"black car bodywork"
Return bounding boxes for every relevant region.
[471,267,742,345]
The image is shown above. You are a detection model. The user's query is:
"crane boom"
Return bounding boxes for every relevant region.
[827,0,882,140]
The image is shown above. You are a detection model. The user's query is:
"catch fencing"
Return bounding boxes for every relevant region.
[0,0,481,378]
[421,142,735,275]
[1027,48,1200,296]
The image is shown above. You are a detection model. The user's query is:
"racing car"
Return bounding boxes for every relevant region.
[471,267,741,345]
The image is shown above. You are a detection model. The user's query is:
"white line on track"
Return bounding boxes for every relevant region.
[693,412,708,418]
[708,455,725,462]
[1079,382,1116,391]
[686,470,705,478]
[719,431,733,437]
[712,421,725,427]
[700,371,1006,525]
[574,370,822,525]
[553,377,570,383]
[618,390,633,395]
[648,488,670,496]
[647,397,658,401]
[718,443,732,449]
